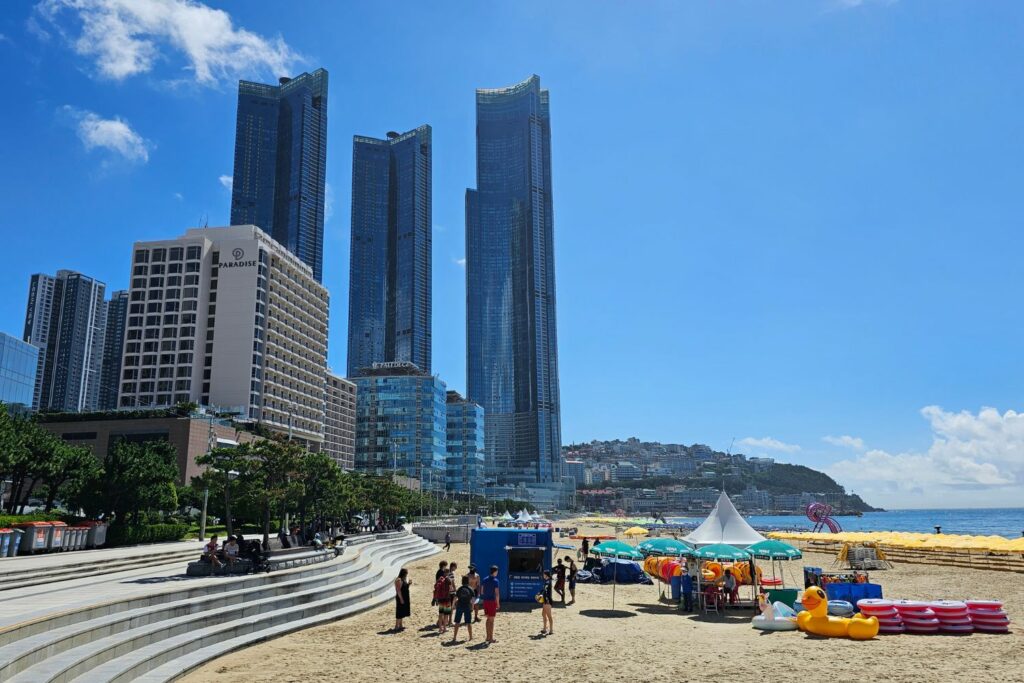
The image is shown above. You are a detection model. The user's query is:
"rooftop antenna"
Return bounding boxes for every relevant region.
[198,213,208,229]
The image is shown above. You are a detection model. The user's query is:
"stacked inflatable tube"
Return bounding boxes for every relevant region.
[857,599,904,634]
[967,600,1010,633]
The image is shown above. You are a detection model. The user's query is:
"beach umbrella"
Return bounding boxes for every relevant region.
[746,539,802,560]
[591,540,641,558]
[691,543,750,561]
[624,526,650,537]
[591,542,642,609]
[638,538,694,557]
[746,539,801,588]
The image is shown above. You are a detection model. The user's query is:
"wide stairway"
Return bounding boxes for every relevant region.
[0,544,199,593]
[0,532,438,682]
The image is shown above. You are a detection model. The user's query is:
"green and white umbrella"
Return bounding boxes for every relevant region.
[637,537,694,557]
[591,540,641,609]
[745,539,802,560]
[692,543,750,561]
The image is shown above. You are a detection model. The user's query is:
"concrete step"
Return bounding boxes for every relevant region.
[76,538,434,683]
[0,551,364,678]
[133,537,439,683]
[1,534,435,683]
[0,550,200,593]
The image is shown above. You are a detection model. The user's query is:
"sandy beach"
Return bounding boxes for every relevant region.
[184,523,1024,683]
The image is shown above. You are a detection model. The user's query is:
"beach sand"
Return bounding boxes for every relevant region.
[183,523,1024,683]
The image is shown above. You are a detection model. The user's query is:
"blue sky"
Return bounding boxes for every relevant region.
[1,1,1022,508]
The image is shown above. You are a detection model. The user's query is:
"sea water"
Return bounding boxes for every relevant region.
[666,508,1024,539]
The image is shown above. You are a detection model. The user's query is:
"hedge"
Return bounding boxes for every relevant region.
[0,511,74,528]
[106,523,190,547]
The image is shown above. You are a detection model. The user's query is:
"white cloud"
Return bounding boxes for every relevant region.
[454,257,466,268]
[823,435,865,450]
[738,436,801,453]
[218,174,233,191]
[173,192,183,201]
[36,0,299,85]
[62,105,150,162]
[828,406,1024,508]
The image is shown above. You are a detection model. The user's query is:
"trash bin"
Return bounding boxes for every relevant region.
[670,575,682,601]
[8,528,24,556]
[63,526,76,551]
[15,522,52,553]
[0,529,11,557]
[85,522,108,548]
[73,527,88,550]
[48,521,68,551]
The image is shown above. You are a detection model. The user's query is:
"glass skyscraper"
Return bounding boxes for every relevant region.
[352,363,446,492]
[465,75,562,487]
[230,69,328,282]
[0,332,39,411]
[445,391,485,494]
[347,126,432,377]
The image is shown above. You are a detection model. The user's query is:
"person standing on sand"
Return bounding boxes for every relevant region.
[467,565,482,623]
[444,530,452,551]
[481,565,501,643]
[540,569,554,635]
[451,575,475,642]
[394,568,411,630]
[580,537,589,562]
[565,557,578,605]
[553,558,567,604]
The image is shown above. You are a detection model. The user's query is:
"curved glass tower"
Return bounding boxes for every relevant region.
[466,75,561,487]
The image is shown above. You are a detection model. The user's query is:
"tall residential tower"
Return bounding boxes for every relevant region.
[230,69,328,282]
[465,75,562,493]
[347,126,432,377]
[24,270,106,412]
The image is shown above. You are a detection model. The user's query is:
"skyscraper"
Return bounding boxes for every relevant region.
[99,290,128,410]
[347,126,432,377]
[465,75,562,490]
[24,270,106,412]
[230,69,328,282]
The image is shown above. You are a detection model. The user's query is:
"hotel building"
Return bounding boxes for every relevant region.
[117,226,329,445]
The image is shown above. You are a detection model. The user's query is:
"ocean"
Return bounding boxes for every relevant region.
[666,508,1024,539]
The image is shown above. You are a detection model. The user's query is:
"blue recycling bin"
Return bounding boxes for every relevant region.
[8,528,24,556]
[0,529,11,557]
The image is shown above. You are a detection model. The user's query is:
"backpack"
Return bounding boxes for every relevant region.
[433,577,449,601]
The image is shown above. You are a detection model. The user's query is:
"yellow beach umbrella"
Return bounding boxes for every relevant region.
[624,526,649,537]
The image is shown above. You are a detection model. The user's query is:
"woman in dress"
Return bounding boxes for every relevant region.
[394,567,411,631]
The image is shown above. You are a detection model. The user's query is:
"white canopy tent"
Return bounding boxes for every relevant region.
[684,491,767,548]
[501,511,514,521]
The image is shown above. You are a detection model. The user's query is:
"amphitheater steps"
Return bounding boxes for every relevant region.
[0,533,438,683]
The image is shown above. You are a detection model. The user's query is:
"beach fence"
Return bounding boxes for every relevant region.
[787,538,1024,574]
[412,524,472,544]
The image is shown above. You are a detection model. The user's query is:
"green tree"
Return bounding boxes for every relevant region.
[93,440,179,526]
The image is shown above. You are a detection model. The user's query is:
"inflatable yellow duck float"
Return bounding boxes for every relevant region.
[796,587,879,640]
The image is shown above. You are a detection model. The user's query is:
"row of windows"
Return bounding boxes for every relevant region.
[134,246,202,263]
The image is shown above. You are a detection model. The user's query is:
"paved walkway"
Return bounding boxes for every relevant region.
[0,540,200,572]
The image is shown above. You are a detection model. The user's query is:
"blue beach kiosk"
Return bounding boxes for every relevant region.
[470,528,559,603]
